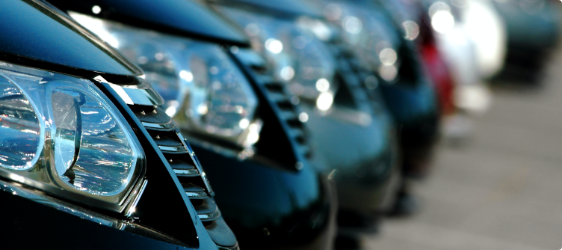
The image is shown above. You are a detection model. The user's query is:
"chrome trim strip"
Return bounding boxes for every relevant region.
[326,107,372,126]
[0,178,122,228]
[197,208,221,222]
[173,169,199,177]
[119,173,147,212]
[185,191,210,199]
[108,83,134,105]
[158,145,188,153]
[142,120,176,130]
[116,84,164,106]
[217,244,240,250]
[125,179,148,218]
[177,132,215,196]
[94,76,165,106]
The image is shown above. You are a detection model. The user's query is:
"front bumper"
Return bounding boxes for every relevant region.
[380,81,440,178]
[304,104,398,215]
[193,145,337,250]
[0,179,199,250]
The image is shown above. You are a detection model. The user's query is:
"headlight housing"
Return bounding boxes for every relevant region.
[214,5,339,111]
[320,1,402,83]
[71,12,259,151]
[0,61,145,212]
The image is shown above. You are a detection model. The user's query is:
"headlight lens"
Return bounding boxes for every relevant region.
[0,61,144,210]
[0,78,41,170]
[321,2,402,82]
[214,6,338,110]
[71,13,259,149]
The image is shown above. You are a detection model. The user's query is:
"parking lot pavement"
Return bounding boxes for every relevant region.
[365,46,562,250]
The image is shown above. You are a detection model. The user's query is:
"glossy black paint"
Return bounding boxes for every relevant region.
[492,0,560,79]
[378,81,439,177]
[0,1,218,248]
[370,0,441,177]
[303,105,397,214]
[226,49,338,249]
[48,0,250,47]
[0,0,142,77]
[0,188,197,250]
[220,0,438,223]
[193,145,336,250]
[51,0,337,249]
[212,0,399,230]
[493,0,560,50]
[226,49,308,172]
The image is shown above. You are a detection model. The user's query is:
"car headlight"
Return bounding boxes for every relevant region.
[214,5,338,111]
[70,12,259,151]
[0,61,145,212]
[320,1,402,83]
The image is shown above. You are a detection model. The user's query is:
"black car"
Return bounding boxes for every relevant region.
[50,0,339,249]
[493,0,561,81]
[206,0,400,247]
[306,0,441,215]
[0,0,223,249]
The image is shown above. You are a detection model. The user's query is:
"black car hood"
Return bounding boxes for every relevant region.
[211,0,323,19]
[0,0,142,77]
[49,0,250,47]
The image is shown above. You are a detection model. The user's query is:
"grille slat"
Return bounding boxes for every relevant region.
[132,105,173,124]
[194,198,221,222]
[297,144,312,158]
[254,74,276,86]
[142,120,176,131]
[173,169,199,177]
[151,134,185,148]
[167,154,199,177]
[182,182,210,199]
[268,91,290,103]
[278,110,298,121]
[158,145,188,153]
[287,127,304,140]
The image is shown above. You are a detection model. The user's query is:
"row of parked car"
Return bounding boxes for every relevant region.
[1,0,559,249]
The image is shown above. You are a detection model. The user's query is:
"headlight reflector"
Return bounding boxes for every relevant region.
[49,85,139,196]
[0,62,144,209]
[0,77,41,170]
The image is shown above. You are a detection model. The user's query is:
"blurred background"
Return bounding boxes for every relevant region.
[366,1,562,249]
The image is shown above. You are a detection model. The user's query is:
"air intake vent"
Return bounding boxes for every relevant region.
[128,99,239,250]
[233,48,312,159]
[326,41,386,114]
